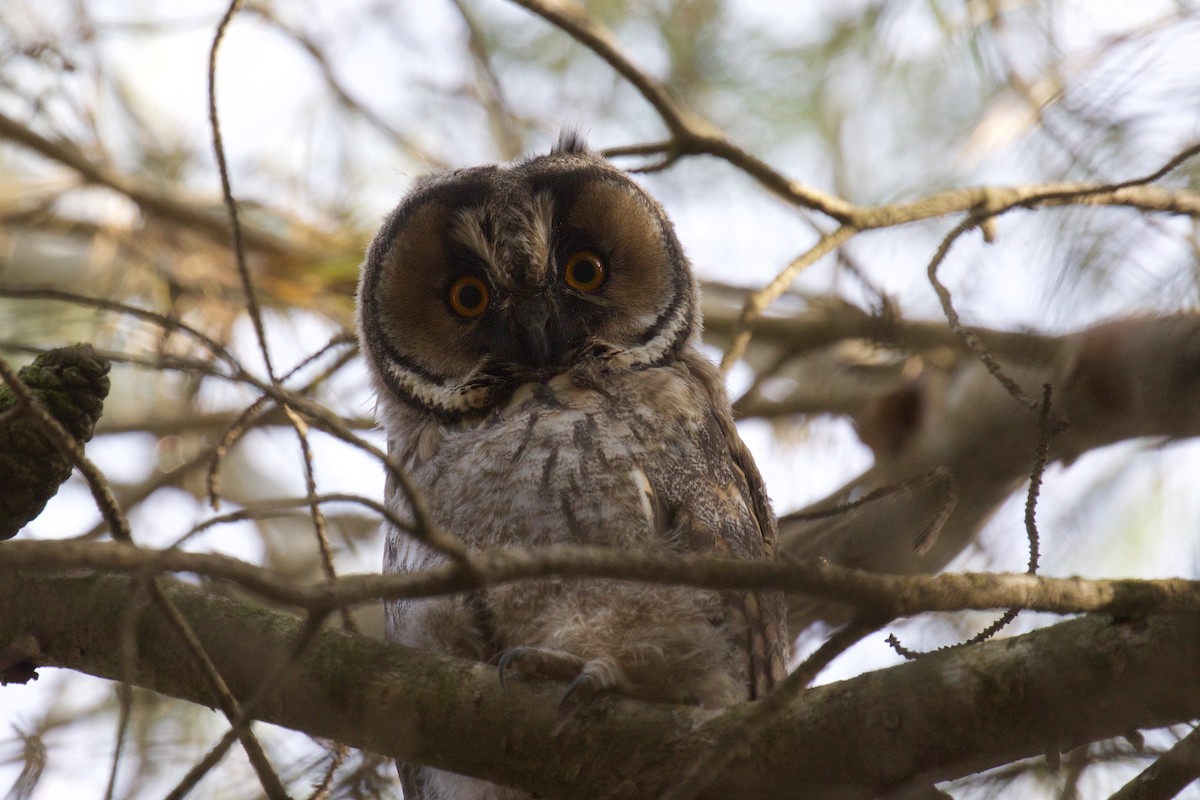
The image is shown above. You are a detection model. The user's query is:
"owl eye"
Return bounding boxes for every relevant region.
[562,251,606,292]
[448,276,490,319]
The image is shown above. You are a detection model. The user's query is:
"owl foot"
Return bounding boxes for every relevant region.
[558,658,630,707]
[497,647,630,719]
[497,646,587,688]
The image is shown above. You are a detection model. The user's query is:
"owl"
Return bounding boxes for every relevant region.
[356,133,788,800]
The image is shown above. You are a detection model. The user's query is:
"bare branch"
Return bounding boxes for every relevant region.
[719,225,856,370]
[147,578,289,800]
[2,539,1199,622]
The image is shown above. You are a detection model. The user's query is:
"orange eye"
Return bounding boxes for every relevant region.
[563,251,606,292]
[448,276,489,318]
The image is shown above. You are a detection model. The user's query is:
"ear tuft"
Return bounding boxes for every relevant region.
[551,128,589,155]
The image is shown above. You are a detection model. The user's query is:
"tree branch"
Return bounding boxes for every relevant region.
[3,574,1199,798]
[781,312,1200,630]
[1,539,1198,621]
[508,1,1200,224]
[0,109,306,257]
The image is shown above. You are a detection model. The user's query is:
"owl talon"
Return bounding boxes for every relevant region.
[496,646,530,688]
[557,671,601,712]
[550,659,629,737]
[496,646,587,687]
[557,658,627,711]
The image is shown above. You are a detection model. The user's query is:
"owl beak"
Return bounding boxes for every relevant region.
[499,295,575,370]
[513,298,557,367]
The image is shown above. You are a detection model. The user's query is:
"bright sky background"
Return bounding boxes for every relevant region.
[3,0,1200,797]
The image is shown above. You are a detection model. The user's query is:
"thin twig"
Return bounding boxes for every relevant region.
[206,335,352,510]
[925,212,1042,411]
[206,333,357,509]
[76,449,215,541]
[720,225,856,371]
[4,539,1199,620]
[0,289,244,372]
[305,743,349,800]
[207,395,271,509]
[926,142,1200,412]
[162,610,327,800]
[887,384,1061,659]
[152,577,290,800]
[171,493,420,552]
[208,0,275,385]
[506,0,856,218]
[202,4,308,794]
[282,404,357,632]
[206,0,358,637]
[787,468,954,522]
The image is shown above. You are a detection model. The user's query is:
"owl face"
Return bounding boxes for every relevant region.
[357,135,698,421]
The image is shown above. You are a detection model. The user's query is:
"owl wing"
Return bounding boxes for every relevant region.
[648,354,789,700]
[719,411,790,698]
[396,762,428,799]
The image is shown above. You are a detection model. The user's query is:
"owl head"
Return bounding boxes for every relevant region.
[356,133,700,421]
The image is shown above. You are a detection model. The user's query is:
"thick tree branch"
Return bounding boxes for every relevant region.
[780,313,1200,630]
[700,287,1066,394]
[2,574,1198,799]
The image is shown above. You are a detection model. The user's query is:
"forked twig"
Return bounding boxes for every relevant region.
[161,609,328,800]
[720,225,856,371]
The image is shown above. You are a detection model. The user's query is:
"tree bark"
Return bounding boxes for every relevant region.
[709,307,1200,633]
[2,573,1198,799]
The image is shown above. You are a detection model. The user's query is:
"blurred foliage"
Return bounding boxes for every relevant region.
[1,0,1198,797]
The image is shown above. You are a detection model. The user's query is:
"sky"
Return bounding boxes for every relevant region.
[3,0,1200,797]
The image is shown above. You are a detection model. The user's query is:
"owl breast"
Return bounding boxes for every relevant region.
[421,372,679,547]
[383,356,771,708]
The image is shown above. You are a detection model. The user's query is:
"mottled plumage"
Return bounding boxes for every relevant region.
[357,134,787,800]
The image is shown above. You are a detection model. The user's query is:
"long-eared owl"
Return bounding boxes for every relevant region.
[356,133,788,800]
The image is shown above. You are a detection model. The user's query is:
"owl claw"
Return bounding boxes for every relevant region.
[557,671,603,712]
[496,646,535,688]
[496,647,629,725]
[496,646,586,688]
[551,659,630,735]
[557,658,626,711]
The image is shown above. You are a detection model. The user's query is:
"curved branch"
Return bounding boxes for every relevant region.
[506,2,1200,226]
[507,0,856,220]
